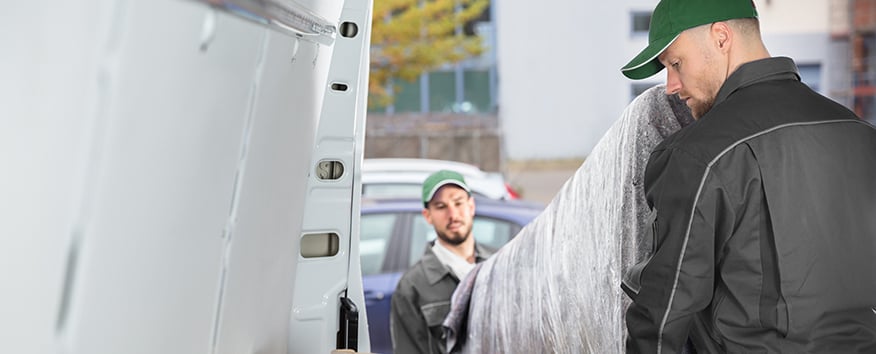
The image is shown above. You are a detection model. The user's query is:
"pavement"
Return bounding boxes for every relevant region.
[504,159,584,206]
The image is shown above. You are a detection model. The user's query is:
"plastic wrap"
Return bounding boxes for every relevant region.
[449,85,694,353]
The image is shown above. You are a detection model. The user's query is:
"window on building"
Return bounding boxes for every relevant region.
[429,71,456,112]
[464,69,491,113]
[394,78,422,113]
[797,63,822,93]
[376,69,495,114]
[369,2,494,114]
[631,11,651,36]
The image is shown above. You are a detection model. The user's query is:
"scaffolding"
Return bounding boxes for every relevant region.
[830,0,876,122]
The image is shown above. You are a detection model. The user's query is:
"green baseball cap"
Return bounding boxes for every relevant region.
[621,0,758,80]
[422,170,471,205]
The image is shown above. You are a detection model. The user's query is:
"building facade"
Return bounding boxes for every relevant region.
[369,0,870,162]
[828,0,876,123]
[497,0,846,160]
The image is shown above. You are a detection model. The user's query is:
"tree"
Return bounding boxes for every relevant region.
[369,0,489,108]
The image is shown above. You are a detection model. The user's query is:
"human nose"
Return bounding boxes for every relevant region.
[450,205,462,218]
[664,69,681,95]
[447,204,463,219]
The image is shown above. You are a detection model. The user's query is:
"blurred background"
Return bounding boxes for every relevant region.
[360,4,876,349]
[363,0,876,205]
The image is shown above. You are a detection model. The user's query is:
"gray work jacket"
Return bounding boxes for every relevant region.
[624,57,876,353]
[390,241,493,354]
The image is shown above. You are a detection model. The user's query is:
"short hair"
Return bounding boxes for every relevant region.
[687,18,761,44]
[726,17,761,39]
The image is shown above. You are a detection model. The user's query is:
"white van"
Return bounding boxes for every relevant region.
[2,0,372,353]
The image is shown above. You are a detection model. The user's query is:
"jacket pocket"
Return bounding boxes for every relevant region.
[421,300,451,327]
[421,300,451,346]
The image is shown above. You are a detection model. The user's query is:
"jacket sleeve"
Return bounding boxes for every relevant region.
[625,148,730,354]
[391,279,429,354]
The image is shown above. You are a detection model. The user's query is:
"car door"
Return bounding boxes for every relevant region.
[362,202,533,354]
[361,208,414,354]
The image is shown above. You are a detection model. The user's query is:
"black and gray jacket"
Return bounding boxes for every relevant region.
[623,57,876,353]
[390,242,492,354]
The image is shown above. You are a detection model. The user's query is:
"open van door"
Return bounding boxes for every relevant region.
[0,0,372,353]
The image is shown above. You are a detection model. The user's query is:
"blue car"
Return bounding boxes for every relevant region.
[359,197,543,354]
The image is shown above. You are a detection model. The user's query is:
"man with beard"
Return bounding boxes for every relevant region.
[620,0,876,353]
[390,170,493,354]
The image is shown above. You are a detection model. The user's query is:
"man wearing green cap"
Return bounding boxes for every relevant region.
[390,170,493,354]
[620,0,876,353]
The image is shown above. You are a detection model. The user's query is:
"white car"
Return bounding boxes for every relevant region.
[362,158,520,200]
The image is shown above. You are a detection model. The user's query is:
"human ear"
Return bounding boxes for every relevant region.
[711,22,732,52]
[422,208,434,226]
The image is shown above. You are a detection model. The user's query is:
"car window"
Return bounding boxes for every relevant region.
[410,216,437,267]
[409,215,519,267]
[471,217,516,250]
[360,213,398,276]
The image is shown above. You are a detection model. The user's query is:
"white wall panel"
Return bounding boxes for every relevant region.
[63,1,264,353]
[212,30,328,353]
[0,0,370,353]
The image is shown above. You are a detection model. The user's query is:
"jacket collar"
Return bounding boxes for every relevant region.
[714,57,800,108]
[422,240,493,285]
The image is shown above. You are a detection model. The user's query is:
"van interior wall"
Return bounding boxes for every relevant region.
[0,1,345,353]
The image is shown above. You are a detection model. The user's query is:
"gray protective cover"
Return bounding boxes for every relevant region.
[448,85,693,353]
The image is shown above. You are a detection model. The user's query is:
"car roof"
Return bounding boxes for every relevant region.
[361,158,510,200]
[363,158,488,177]
[361,197,543,225]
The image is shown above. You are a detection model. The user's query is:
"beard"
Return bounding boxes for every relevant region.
[681,79,720,119]
[435,223,472,246]
[687,60,723,119]
[688,96,715,119]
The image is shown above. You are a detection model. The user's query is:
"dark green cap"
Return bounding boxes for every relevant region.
[621,0,758,80]
[422,170,470,205]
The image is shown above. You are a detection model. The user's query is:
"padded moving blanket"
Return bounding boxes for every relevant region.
[444,85,694,353]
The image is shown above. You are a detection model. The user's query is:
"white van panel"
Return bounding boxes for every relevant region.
[289,0,372,351]
[62,2,259,352]
[0,0,371,352]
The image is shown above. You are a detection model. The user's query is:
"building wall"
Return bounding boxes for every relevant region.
[497,0,837,160]
[763,32,836,96]
[364,113,503,171]
[756,0,830,33]
[496,0,632,160]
